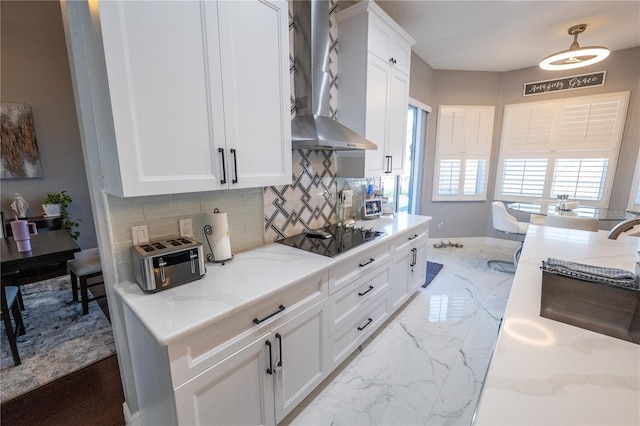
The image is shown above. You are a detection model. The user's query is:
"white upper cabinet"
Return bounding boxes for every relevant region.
[335,0,415,178]
[98,0,291,197]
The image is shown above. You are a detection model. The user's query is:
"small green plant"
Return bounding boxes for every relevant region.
[44,190,80,240]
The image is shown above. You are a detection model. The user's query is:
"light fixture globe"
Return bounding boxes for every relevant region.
[539,24,610,71]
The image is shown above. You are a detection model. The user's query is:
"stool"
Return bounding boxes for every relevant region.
[68,256,105,315]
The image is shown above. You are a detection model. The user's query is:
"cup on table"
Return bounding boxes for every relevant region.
[10,220,37,252]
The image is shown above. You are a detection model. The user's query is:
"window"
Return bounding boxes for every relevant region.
[383,101,429,214]
[495,92,630,207]
[629,150,640,212]
[550,158,607,200]
[433,106,495,201]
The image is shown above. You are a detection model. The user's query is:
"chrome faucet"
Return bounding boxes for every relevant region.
[607,217,640,239]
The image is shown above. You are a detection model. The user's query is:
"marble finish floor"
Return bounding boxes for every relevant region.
[285,240,516,426]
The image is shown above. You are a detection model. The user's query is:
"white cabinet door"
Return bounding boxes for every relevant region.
[216,0,292,189]
[336,4,412,178]
[367,12,412,75]
[99,1,224,196]
[98,0,290,197]
[273,301,328,423]
[392,232,428,310]
[363,54,392,176]
[174,300,326,425]
[386,68,410,175]
[391,243,412,311]
[408,235,428,293]
[363,58,409,177]
[174,332,275,426]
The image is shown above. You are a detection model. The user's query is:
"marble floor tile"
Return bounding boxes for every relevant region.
[285,241,516,426]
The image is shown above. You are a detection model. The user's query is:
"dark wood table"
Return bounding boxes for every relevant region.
[3,215,63,237]
[1,230,80,280]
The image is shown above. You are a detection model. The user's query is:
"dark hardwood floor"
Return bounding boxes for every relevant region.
[1,355,125,426]
[1,267,125,426]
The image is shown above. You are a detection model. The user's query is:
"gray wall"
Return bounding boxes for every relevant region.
[1,1,97,249]
[410,46,640,240]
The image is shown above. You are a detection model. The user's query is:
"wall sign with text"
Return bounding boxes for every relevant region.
[523,71,606,96]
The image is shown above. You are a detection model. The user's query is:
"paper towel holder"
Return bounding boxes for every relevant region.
[203,208,234,265]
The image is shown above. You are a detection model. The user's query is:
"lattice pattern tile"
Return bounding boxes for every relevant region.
[264,150,337,241]
[264,0,339,242]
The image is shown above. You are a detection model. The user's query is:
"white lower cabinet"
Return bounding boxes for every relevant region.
[174,300,328,425]
[392,226,429,310]
[124,221,431,424]
[174,331,275,425]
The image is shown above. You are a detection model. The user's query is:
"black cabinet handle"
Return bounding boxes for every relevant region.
[358,285,374,296]
[276,333,283,367]
[266,340,273,375]
[253,305,286,324]
[230,148,238,184]
[408,234,418,240]
[358,258,375,267]
[411,247,417,267]
[389,57,397,65]
[358,317,373,331]
[219,148,227,184]
[385,156,393,173]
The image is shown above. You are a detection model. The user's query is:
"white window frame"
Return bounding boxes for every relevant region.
[629,149,640,212]
[495,91,630,207]
[433,105,495,201]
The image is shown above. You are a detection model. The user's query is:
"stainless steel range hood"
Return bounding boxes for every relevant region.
[291,0,377,151]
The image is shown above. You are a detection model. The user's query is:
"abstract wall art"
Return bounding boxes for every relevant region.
[1,102,43,179]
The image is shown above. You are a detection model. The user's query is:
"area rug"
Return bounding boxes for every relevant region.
[0,275,116,403]
[422,261,444,287]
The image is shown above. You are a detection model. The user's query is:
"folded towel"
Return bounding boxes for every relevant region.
[543,258,639,290]
[565,201,580,210]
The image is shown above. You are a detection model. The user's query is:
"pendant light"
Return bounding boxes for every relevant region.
[539,24,610,71]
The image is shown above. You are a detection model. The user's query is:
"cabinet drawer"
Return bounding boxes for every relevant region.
[329,259,391,335]
[329,240,392,294]
[168,271,328,386]
[329,290,390,369]
[395,226,428,252]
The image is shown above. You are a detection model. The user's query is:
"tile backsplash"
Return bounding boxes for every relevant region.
[107,189,264,282]
[264,149,337,241]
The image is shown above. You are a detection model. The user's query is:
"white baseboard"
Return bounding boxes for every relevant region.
[123,402,142,426]
[428,236,521,249]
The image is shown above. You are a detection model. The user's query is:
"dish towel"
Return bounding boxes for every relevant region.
[542,258,639,290]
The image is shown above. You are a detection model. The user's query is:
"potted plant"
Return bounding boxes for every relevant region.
[43,191,80,240]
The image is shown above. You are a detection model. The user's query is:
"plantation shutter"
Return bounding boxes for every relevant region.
[495,91,629,206]
[433,105,494,201]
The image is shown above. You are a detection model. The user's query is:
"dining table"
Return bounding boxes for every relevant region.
[507,202,637,221]
[1,230,80,282]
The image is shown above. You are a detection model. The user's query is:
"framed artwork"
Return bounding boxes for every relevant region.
[1,102,43,179]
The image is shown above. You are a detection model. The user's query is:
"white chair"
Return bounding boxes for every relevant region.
[543,215,599,232]
[488,201,529,273]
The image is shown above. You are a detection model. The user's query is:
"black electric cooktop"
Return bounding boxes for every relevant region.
[276,224,385,257]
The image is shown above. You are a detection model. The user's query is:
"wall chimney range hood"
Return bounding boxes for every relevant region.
[291,0,377,151]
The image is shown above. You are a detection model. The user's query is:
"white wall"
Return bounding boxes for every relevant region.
[409,46,640,239]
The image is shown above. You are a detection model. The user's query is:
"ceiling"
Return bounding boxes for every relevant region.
[374,1,640,72]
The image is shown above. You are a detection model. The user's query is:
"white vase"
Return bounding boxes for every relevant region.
[42,203,61,217]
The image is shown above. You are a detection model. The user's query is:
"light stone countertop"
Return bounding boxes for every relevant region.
[474,225,640,425]
[114,213,431,346]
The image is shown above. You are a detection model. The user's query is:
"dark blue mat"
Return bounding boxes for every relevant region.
[422,261,443,287]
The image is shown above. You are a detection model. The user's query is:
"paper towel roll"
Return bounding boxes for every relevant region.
[204,211,232,262]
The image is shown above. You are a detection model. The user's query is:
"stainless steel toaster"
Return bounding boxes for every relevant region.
[131,237,205,292]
